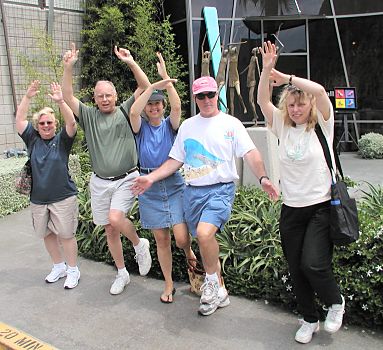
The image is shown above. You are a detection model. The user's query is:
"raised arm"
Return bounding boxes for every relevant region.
[257,41,278,126]
[156,52,181,130]
[114,46,150,91]
[269,69,332,120]
[48,82,77,138]
[15,80,40,135]
[129,78,177,133]
[62,42,80,117]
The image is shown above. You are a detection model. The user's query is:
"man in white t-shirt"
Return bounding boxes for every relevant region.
[132,76,279,316]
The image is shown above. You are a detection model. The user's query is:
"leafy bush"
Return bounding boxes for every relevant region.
[358,132,383,159]
[0,155,82,218]
[0,157,30,217]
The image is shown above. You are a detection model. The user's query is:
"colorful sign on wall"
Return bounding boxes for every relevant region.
[334,87,357,111]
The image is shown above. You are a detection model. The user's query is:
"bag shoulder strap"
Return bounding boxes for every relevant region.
[119,105,140,168]
[314,123,344,179]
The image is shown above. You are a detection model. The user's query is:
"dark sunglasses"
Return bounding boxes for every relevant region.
[195,92,216,100]
[38,121,54,126]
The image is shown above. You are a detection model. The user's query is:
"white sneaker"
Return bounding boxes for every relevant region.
[110,273,130,295]
[45,264,67,283]
[134,238,152,276]
[295,320,319,344]
[64,268,80,289]
[324,295,345,333]
[198,282,230,316]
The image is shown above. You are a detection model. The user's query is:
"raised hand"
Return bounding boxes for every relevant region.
[156,52,169,79]
[48,82,64,104]
[26,80,40,99]
[259,41,277,72]
[114,46,134,65]
[63,42,79,67]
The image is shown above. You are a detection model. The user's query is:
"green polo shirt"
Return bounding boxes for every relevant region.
[78,97,137,177]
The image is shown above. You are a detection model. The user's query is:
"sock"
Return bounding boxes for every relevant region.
[134,238,144,252]
[54,262,66,270]
[205,272,219,283]
[118,267,128,276]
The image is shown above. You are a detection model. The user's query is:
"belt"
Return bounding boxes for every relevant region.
[140,167,157,174]
[95,167,138,181]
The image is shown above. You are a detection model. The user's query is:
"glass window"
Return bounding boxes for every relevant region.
[192,0,233,18]
[262,20,306,53]
[337,16,383,110]
[333,1,383,15]
[235,0,331,17]
[308,19,345,90]
[163,0,186,22]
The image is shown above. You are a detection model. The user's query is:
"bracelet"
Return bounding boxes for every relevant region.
[259,175,269,185]
[288,75,295,85]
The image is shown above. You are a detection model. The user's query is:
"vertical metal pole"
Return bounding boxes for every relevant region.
[0,0,17,114]
[47,0,54,35]
[329,0,349,87]
[186,0,196,116]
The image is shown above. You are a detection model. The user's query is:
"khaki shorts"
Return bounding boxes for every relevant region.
[31,195,78,239]
[89,171,138,226]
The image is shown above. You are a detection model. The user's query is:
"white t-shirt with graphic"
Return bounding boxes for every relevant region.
[169,112,255,186]
[269,108,335,207]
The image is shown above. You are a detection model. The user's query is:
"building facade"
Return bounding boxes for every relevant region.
[0,0,83,154]
[163,0,383,146]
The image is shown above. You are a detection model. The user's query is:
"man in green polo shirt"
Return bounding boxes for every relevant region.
[62,43,152,295]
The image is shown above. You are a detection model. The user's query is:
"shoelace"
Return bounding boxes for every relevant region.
[200,280,217,297]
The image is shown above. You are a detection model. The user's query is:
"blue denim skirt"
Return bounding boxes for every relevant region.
[183,182,235,236]
[138,171,185,229]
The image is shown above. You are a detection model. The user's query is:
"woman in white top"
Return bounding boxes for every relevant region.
[257,41,345,344]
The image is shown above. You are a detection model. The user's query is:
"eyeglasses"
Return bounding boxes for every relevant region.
[38,121,54,126]
[95,93,115,100]
[195,92,216,100]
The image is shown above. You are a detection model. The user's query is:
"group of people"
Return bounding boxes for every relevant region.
[15,40,345,343]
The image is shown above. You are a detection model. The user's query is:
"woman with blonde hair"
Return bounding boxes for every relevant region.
[257,41,345,344]
[15,80,80,289]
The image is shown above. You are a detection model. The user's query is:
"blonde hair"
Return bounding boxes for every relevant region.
[32,107,58,129]
[277,85,318,131]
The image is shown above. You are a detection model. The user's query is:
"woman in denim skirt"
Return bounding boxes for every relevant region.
[130,53,195,303]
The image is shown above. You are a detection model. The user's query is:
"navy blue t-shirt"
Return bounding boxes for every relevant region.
[20,123,77,204]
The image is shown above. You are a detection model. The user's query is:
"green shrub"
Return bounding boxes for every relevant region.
[358,132,383,159]
[0,157,30,217]
[0,155,82,218]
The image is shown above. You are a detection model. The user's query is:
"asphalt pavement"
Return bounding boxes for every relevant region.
[0,152,382,350]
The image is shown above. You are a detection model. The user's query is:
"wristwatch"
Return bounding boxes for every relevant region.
[259,175,270,185]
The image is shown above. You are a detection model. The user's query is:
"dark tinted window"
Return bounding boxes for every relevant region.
[309,19,345,89]
[235,0,331,17]
[163,0,186,22]
[192,0,233,18]
[337,16,383,109]
[333,0,383,15]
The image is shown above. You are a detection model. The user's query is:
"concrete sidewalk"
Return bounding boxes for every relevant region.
[0,153,382,350]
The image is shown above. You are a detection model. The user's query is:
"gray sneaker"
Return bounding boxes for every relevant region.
[200,279,219,304]
[134,238,152,276]
[198,284,230,316]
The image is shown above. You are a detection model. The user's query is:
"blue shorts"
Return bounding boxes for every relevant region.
[138,171,185,229]
[184,182,235,236]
